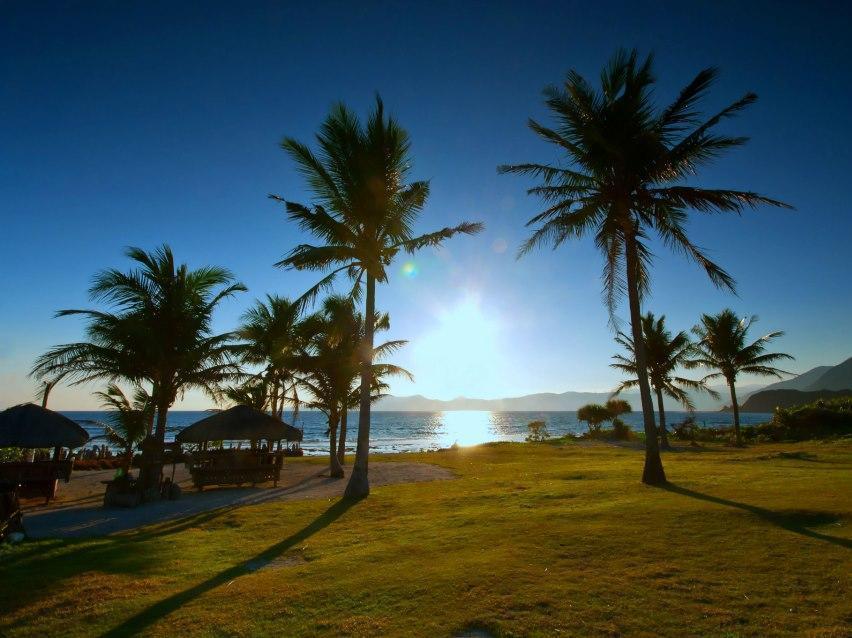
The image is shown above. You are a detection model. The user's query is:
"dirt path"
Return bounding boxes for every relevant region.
[21,461,454,539]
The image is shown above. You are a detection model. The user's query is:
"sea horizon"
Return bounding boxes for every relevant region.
[65,409,773,457]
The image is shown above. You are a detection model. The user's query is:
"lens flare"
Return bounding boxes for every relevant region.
[401,261,419,277]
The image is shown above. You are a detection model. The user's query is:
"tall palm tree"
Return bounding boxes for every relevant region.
[691,309,792,446]
[499,49,791,483]
[273,96,482,497]
[612,313,718,449]
[94,383,154,471]
[32,245,245,492]
[222,377,273,411]
[297,296,410,478]
[236,295,311,420]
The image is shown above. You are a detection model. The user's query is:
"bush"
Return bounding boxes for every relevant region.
[525,420,550,442]
[611,418,632,441]
[769,396,852,439]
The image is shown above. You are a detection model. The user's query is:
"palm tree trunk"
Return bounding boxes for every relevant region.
[328,411,344,478]
[344,273,375,498]
[269,371,279,418]
[624,236,666,485]
[337,403,347,464]
[140,394,169,497]
[728,379,742,446]
[656,388,670,450]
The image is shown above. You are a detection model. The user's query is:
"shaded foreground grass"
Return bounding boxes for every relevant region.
[1,441,850,637]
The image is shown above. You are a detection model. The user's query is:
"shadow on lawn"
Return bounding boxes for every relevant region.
[661,483,851,549]
[99,497,360,637]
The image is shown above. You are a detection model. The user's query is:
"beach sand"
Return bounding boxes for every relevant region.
[20,460,454,539]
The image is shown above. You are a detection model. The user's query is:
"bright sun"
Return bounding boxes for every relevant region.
[404,294,507,399]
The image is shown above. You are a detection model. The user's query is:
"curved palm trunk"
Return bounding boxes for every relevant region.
[728,378,742,446]
[337,404,347,464]
[328,410,344,478]
[625,236,666,484]
[655,388,670,450]
[345,274,375,499]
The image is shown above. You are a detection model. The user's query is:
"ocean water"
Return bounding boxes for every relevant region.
[63,410,772,457]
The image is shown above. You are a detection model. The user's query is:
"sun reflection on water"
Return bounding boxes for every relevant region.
[437,410,495,448]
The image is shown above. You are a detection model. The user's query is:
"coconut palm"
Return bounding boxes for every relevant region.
[222,377,273,411]
[691,309,792,445]
[499,49,791,483]
[612,313,719,449]
[273,96,482,497]
[297,296,410,478]
[236,295,311,420]
[32,245,245,492]
[94,383,154,470]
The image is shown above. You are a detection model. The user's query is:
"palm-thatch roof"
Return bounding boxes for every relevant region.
[175,405,303,444]
[0,404,90,449]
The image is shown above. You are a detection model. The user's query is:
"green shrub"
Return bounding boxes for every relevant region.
[525,420,550,442]
[611,418,633,441]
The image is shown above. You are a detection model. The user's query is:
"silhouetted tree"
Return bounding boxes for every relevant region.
[274,97,482,497]
[500,49,791,483]
[612,313,718,448]
[692,309,792,445]
[577,403,612,433]
[236,295,312,420]
[94,383,153,471]
[32,245,245,493]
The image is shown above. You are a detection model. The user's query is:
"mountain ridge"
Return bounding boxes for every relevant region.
[373,385,758,412]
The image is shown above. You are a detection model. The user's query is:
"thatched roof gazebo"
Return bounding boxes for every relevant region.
[0,404,89,449]
[176,405,302,444]
[0,404,90,503]
[175,406,301,490]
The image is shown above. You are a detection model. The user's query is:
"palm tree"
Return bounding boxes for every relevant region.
[94,383,154,471]
[222,377,273,411]
[499,49,791,483]
[273,96,482,497]
[297,296,410,478]
[692,309,792,446]
[236,295,311,420]
[612,313,719,449]
[32,245,245,493]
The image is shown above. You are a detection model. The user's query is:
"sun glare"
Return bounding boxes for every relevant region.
[405,294,508,399]
[438,410,494,448]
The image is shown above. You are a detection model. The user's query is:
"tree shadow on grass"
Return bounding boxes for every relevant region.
[660,483,851,550]
[99,497,361,637]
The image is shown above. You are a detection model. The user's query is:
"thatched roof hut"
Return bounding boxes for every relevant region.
[175,405,302,444]
[0,404,90,449]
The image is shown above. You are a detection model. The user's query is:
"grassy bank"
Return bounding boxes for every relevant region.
[1,441,850,637]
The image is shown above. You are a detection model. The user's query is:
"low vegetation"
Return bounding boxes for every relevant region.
[3,441,849,637]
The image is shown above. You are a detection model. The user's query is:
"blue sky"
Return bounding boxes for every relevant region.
[2,1,850,409]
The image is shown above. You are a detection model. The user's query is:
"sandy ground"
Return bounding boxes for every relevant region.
[20,460,454,539]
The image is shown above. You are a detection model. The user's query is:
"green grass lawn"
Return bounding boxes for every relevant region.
[1,440,850,637]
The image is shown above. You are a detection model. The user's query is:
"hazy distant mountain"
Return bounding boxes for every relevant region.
[806,357,852,391]
[755,357,852,394]
[759,366,832,392]
[725,357,852,412]
[374,384,756,412]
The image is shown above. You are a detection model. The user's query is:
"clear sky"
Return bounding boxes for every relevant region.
[2,1,850,410]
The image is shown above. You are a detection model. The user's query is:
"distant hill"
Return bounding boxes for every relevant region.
[735,388,852,413]
[806,357,852,391]
[374,384,749,412]
[759,365,832,392]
